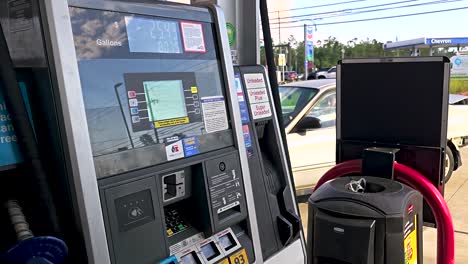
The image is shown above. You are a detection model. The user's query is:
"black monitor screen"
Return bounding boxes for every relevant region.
[339,59,448,147]
[69,6,233,177]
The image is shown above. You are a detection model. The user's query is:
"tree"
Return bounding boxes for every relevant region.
[314,37,344,69]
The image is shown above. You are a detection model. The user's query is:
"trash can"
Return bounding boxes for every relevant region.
[307,176,423,264]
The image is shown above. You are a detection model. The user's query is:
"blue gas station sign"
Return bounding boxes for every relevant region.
[306,27,314,62]
[307,44,314,61]
[425,38,468,46]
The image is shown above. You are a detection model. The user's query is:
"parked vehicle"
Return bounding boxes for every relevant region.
[280,79,468,196]
[307,67,332,80]
[316,66,336,79]
[282,71,298,82]
[307,72,316,80]
[450,94,468,105]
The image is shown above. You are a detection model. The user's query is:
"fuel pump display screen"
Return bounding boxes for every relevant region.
[69,6,234,177]
[125,16,182,54]
[125,73,203,132]
[144,80,187,122]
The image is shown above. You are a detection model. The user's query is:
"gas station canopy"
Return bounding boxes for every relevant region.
[384,37,468,50]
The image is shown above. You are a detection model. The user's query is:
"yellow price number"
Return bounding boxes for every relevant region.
[229,249,248,264]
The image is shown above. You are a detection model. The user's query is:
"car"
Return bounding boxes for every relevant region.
[315,66,336,79]
[306,72,316,80]
[282,71,298,82]
[307,67,331,80]
[280,79,466,197]
[449,94,468,105]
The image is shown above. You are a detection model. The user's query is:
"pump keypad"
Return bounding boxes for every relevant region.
[165,208,190,237]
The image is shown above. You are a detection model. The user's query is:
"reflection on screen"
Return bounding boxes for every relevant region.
[181,253,199,264]
[143,80,187,121]
[219,234,235,250]
[201,243,218,260]
[125,16,182,54]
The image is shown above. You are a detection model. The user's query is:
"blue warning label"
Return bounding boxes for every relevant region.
[183,136,200,157]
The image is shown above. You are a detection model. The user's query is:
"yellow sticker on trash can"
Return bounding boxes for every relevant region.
[404,216,418,264]
[229,249,249,264]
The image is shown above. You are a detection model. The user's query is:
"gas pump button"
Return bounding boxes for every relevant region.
[219,162,226,171]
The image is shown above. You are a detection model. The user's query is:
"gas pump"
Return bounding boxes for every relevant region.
[0,0,305,263]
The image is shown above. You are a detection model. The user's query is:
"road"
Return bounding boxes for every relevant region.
[299,146,468,263]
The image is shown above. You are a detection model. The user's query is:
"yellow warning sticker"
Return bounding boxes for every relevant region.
[154,117,189,128]
[217,258,230,264]
[229,249,249,264]
[404,215,418,264]
[191,86,198,94]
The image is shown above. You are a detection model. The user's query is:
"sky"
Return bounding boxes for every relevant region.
[169,0,468,45]
[267,0,468,45]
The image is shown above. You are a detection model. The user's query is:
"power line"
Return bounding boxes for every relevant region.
[269,0,368,13]
[270,0,463,25]
[270,0,419,20]
[270,0,418,21]
[269,6,468,29]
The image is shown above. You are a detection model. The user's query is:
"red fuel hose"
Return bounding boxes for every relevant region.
[313,159,455,264]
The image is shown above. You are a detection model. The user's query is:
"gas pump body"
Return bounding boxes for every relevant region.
[234,65,306,263]
[0,0,305,263]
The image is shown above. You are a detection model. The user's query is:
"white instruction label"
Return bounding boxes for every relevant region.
[181,22,206,53]
[250,102,272,119]
[170,233,205,255]
[244,73,266,89]
[201,96,229,133]
[244,73,272,119]
[165,140,184,161]
[247,88,269,103]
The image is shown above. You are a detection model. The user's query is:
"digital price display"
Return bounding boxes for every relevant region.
[143,80,187,121]
[125,16,182,54]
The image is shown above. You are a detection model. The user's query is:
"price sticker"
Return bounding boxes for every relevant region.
[218,258,230,264]
[229,249,249,264]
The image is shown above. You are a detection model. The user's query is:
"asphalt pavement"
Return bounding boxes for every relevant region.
[299,146,468,263]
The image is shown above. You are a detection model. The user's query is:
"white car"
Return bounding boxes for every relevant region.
[315,66,336,79]
[280,79,466,196]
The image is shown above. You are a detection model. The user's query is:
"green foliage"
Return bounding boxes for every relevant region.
[450,79,468,94]
[266,36,458,76]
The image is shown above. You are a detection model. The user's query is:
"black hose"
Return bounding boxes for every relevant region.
[0,24,60,234]
[259,0,299,194]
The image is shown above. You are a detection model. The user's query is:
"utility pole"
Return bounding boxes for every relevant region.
[304,24,308,80]
[278,11,281,44]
